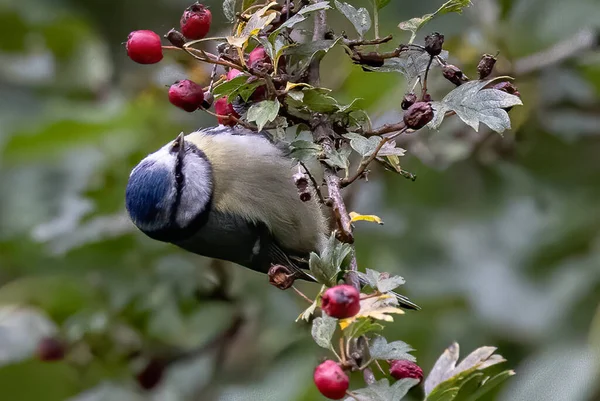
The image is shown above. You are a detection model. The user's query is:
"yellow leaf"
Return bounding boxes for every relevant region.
[228,2,279,48]
[349,212,384,225]
[285,82,314,91]
[339,294,404,329]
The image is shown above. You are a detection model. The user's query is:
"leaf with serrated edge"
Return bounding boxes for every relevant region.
[453,347,497,376]
[270,1,331,34]
[429,78,522,133]
[311,315,337,348]
[246,100,280,131]
[349,212,383,225]
[369,335,416,361]
[339,294,404,329]
[377,274,406,293]
[346,378,419,401]
[309,253,338,286]
[228,2,278,47]
[356,269,378,289]
[334,0,371,38]
[377,140,406,157]
[223,0,237,22]
[342,318,384,339]
[364,49,448,85]
[425,342,461,395]
[398,0,471,43]
[344,133,379,157]
[428,387,461,401]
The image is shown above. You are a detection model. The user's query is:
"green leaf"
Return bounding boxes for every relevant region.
[0,306,58,367]
[302,89,340,113]
[311,315,337,348]
[375,0,392,10]
[357,268,406,293]
[242,0,257,11]
[344,133,379,157]
[290,140,323,163]
[246,100,280,131]
[212,74,263,102]
[428,387,461,401]
[334,0,371,38]
[343,318,384,339]
[398,0,472,43]
[463,370,515,401]
[309,235,351,286]
[369,335,416,361]
[270,1,331,34]
[427,78,523,133]
[223,0,238,22]
[323,146,351,171]
[346,378,419,401]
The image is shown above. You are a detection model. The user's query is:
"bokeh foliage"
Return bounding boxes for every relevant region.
[0,0,599,400]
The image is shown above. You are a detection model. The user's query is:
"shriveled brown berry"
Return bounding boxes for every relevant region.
[314,360,349,400]
[477,54,497,79]
[180,3,212,40]
[403,101,434,130]
[168,80,204,112]
[214,97,240,126]
[401,93,417,110]
[165,29,186,48]
[36,337,66,361]
[126,30,163,64]
[424,32,444,56]
[442,64,467,86]
[389,360,423,382]
[321,285,360,319]
[136,359,166,390]
[268,264,295,290]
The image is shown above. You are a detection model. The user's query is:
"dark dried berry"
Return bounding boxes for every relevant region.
[424,32,444,56]
[180,3,212,40]
[168,80,204,112]
[321,285,360,319]
[126,30,163,64]
[165,29,186,48]
[136,359,166,390]
[442,64,466,86]
[314,360,349,400]
[268,264,295,290]
[401,93,417,110]
[403,101,434,130]
[422,93,432,102]
[214,97,240,126]
[477,54,497,79]
[389,360,423,382]
[37,337,66,361]
[299,192,312,202]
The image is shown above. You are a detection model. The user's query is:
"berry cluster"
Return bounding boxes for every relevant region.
[125,2,275,126]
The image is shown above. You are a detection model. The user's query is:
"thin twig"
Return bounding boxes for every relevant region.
[291,285,314,304]
[299,161,326,204]
[341,135,395,188]
[344,35,393,48]
[421,55,434,100]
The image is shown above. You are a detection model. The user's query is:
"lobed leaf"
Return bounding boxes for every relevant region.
[357,268,406,293]
[342,317,384,339]
[428,78,523,133]
[334,0,371,38]
[398,0,472,43]
[369,335,416,361]
[363,49,448,85]
[345,378,419,401]
[246,100,280,130]
[223,0,238,22]
[311,315,337,348]
[340,294,404,329]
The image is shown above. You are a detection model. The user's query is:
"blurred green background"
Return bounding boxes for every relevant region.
[0,0,599,400]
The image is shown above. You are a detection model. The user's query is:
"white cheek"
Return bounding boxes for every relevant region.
[175,156,213,228]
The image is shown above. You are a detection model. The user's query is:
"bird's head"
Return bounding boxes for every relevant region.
[125,133,213,240]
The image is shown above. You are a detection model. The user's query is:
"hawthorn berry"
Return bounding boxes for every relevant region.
[314,360,349,400]
[227,68,243,81]
[477,54,497,80]
[248,46,270,69]
[442,64,466,86]
[126,30,163,64]
[214,97,240,126]
[180,3,212,40]
[321,284,360,319]
[36,337,66,362]
[424,32,444,56]
[401,93,417,110]
[389,360,423,383]
[168,80,205,112]
[403,101,434,130]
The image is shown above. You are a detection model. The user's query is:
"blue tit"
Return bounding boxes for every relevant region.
[125,125,419,310]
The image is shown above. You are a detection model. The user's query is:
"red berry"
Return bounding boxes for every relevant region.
[314,360,349,400]
[389,360,423,382]
[126,30,163,64]
[226,68,243,81]
[180,3,212,40]
[214,97,240,126]
[168,80,204,112]
[36,337,65,362]
[321,285,360,319]
[248,46,270,68]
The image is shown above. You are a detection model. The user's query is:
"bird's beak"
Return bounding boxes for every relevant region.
[172,132,186,157]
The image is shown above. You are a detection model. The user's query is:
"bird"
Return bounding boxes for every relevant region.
[125,125,419,310]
